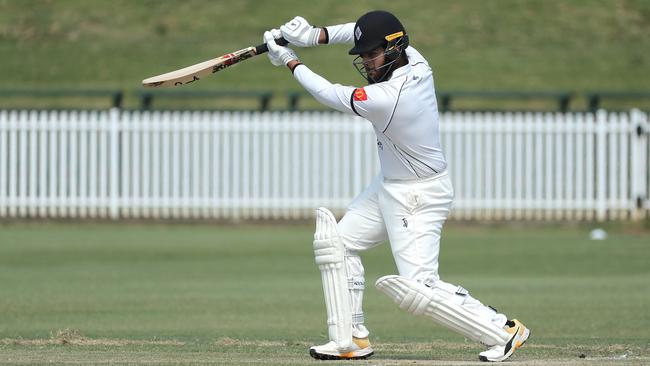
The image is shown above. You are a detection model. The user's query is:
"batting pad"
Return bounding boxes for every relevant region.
[313,207,353,351]
[375,275,510,346]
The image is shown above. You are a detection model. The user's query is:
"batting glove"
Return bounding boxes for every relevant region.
[280,16,320,47]
[264,30,299,67]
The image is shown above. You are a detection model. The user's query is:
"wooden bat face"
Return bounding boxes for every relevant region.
[142,46,257,88]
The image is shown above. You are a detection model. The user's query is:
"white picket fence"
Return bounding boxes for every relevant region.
[0,109,648,221]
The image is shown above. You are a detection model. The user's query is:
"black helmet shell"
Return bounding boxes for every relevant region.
[349,10,406,55]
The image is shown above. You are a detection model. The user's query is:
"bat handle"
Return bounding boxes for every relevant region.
[255,37,289,54]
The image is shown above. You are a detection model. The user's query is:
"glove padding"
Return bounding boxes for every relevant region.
[264,29,299,67]
[280,16,320,47]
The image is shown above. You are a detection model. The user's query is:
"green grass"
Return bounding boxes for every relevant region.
[1,0,649,110]
[0,222,648,365]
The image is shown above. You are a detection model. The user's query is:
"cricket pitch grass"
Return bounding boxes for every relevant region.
[0,222,648,365]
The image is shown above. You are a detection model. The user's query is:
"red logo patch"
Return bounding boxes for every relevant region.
[222,53,236,66]
[353,88,368,101]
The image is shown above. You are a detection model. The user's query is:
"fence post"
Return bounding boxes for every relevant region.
[28,111,39,217]
[0,111,6,218]
[48,111,58,218]
[596,110,608,221]
[109,108,120,219]
[630,109,649,221]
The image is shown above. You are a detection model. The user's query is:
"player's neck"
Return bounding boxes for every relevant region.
[395,54,408,69]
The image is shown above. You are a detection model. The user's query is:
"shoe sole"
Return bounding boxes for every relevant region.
[309,348,374,360]
[479,327,531,362]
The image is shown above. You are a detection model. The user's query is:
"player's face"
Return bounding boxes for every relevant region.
[359,47,386,81]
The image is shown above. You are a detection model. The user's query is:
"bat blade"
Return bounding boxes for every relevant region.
[142,46,257,88]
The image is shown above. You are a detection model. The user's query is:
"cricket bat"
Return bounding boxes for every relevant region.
[142,38,288,88]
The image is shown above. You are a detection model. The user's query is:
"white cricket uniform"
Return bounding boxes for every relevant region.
[294,23,506,338]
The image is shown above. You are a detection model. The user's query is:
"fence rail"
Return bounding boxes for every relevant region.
[0,110,648,221]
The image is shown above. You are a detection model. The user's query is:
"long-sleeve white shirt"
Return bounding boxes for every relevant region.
[292,26,447,180]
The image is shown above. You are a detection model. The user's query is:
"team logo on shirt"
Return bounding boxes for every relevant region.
[353,88,368,101]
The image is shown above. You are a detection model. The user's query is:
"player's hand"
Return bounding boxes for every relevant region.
[264,30,299,67]
[280,16,320,47]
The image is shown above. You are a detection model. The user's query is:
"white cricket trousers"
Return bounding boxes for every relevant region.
[336,170,505,338]
[339,171,454,283]
[337,171,453,338]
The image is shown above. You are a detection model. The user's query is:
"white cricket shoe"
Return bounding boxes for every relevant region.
[309,337,374,360]
[479,319,530,362]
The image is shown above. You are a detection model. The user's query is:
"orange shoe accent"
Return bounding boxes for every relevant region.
[353,337,370,349]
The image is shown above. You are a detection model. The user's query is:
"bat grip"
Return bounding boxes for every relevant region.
[255,37,289,54]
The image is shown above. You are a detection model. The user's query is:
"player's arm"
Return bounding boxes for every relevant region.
[322,23,355,45]
[292,63,396,128]
[291,62,358,114]
[265,32,394,124]
[280,16,355,47]
[263,30,355,114]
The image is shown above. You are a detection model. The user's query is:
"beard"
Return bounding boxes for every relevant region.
[366,63,394,84]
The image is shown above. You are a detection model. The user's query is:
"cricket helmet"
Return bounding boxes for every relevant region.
[349,10,410,83]
[348,10,409,56]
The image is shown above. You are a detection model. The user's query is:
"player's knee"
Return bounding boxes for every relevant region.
[313,207,345,266]
[426,280,470,305]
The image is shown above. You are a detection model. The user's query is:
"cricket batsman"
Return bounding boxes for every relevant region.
[263,10,530,362]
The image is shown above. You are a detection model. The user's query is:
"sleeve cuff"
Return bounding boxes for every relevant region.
[289,62,304,74]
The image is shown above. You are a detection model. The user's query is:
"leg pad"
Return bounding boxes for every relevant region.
[375,275,510,346]
[314,207,353,350]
